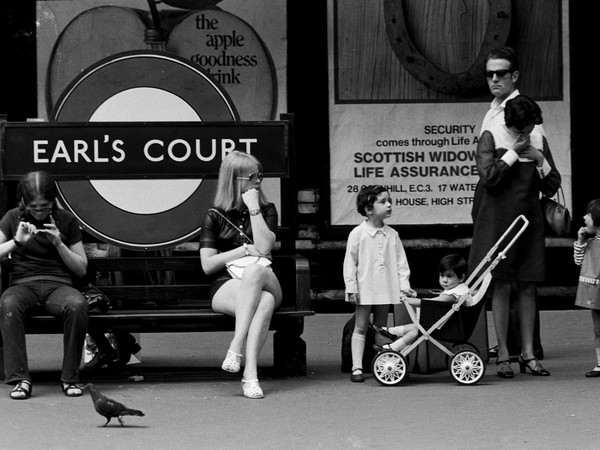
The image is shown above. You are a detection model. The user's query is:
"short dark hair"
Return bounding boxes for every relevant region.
[586,199,600,227]
[438,254,468,278]
[504,95,543,130]
[486,46,519,72]
[356,185,387,217]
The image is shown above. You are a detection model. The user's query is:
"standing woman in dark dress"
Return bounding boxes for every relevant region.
[469,95,561,378]
[199,151,281,399]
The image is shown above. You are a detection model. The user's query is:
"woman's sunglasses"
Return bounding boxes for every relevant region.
[236,172,264,183]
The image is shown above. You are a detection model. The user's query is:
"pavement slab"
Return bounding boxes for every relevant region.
[1,310,599,449]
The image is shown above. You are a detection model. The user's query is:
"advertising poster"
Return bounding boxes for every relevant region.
[36,0,286,121]
[32,0,287,247]
[328,0,570,226]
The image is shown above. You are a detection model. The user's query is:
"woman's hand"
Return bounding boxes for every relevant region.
[38,216,63,247]
[517,144,544,166]
[241,188,260,209]
[15,221,38,245]
[514,134,530,152]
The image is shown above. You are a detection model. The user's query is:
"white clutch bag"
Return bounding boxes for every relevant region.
[226,256,272,279]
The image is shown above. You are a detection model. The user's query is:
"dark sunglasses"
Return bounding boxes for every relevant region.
[484,69,513,79]
[236,172,264,183]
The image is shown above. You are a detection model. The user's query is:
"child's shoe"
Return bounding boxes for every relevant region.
[350,368,364,382]
[369,323,396,341]
[372,343,393,352]
[585,364,600,378]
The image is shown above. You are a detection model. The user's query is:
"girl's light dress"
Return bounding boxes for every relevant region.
[343,221,411,305]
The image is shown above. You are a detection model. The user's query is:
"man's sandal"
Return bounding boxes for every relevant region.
[496,360,514,379]
[62,382,83,397]
[10,380,32,400]
[241,379,264,399]
[221,349,243,373]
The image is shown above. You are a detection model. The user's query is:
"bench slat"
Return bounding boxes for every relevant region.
[97,285,212,305]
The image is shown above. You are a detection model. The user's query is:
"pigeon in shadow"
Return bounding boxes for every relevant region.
[85,383,145,427]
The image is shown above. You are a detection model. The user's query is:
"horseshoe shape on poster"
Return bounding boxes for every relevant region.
[384,0,512,96]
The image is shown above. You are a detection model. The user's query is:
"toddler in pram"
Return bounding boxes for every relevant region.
[369,215,529,385]
[371,254,474,353]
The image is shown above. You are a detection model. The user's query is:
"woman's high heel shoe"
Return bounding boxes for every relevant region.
[241,379,264,399]
[519,355,550,376]
[221,349,243,373]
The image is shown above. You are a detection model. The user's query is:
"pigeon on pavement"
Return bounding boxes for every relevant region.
[85,383,145,427]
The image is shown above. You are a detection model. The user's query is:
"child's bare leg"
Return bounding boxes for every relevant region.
[387,323,417,337]
[587,310,600,376]
[387,328,419,352]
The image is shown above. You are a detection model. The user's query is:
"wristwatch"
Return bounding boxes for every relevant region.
[249,208,261,216]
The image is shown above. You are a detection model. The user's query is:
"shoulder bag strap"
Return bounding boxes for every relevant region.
[208,208,254,244]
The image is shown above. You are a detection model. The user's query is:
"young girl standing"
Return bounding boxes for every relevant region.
[573,198,600,377]
[343,185,414,382]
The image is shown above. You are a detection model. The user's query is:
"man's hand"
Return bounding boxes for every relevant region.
[347,292,359,305]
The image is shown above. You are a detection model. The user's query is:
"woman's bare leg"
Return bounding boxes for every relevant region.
[491,280,512,362]
[515,281,537,360]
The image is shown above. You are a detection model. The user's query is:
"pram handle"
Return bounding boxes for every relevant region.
[466,214,529,287]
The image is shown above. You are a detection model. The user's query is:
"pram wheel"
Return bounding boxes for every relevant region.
[449,344,485,385]
[372,350,408,386]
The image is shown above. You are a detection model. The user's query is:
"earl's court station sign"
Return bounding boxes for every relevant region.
[1,119,289,249]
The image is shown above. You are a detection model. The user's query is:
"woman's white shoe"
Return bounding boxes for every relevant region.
[221,349,243,373]
[241,379,264,399]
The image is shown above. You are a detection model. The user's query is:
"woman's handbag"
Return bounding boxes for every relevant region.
[82,284,112,314]
[226,255,272,279]
[209,208,273,279]
[541,187,571,237]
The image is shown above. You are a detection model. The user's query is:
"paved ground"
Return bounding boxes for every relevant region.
[2,310,600,449]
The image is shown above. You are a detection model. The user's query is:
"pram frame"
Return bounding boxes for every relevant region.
[373,215,529,385]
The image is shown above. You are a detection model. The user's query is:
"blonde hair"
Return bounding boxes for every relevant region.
[213,151,268,211]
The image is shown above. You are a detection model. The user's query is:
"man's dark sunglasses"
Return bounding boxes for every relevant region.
[484,69,512,79]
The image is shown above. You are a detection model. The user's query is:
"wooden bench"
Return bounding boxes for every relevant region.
[0,252,314,377]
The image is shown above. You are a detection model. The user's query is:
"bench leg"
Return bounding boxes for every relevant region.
[273,318,307,376]
[0,344,4,382]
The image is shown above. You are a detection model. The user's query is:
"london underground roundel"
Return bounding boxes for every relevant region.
[51,50,239,250]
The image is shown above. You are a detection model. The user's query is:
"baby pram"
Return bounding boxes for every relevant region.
[371,215,529,386]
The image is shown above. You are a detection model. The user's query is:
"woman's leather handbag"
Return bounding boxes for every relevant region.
[82,284,111,314]
[541,187,571,237]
